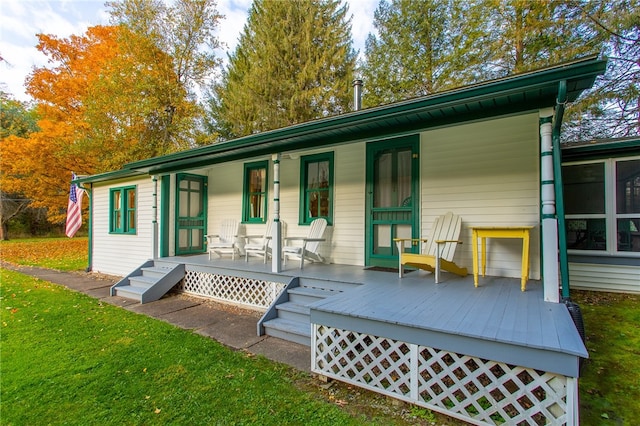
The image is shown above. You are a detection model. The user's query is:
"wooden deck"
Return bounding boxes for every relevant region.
[165,254,586,376]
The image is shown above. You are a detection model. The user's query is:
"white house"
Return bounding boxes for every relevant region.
[77,56,608,425]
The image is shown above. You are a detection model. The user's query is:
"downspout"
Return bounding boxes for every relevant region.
[552,80,571,299]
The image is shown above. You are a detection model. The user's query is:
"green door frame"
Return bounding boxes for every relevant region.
[365,136,420,268]
[175,173,208,255]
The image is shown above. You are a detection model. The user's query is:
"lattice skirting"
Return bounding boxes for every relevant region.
[312,324,578,426]
[176,270,286,309]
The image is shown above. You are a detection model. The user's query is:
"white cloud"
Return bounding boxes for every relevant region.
[0,0,377,101]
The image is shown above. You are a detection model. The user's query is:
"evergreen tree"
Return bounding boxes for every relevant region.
[360,0,492,107]
[563,0,639,139]
[209,0,356,139]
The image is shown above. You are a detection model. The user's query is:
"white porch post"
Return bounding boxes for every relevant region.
[540,108,560,302]
[271,153,282,273]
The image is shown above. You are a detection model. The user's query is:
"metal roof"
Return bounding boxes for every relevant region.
[82,55,607,180]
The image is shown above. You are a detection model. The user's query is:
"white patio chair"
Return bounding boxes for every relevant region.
[394,211,468,283]
[244,220,273,263]
[206,219,240,260]
[283,218,327,269]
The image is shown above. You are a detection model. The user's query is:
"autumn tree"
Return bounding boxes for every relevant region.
[0,92,40,239]
[208,0,356,139]
[1,25,194,224]
[108,0,224,144]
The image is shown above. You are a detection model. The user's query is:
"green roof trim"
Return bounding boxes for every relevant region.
[75,169,146,185]
[562,137,640,161]
[84,55,607,180]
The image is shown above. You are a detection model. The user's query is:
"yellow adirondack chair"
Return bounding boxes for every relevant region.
[283,218,327,269]
[206,219,240,260]
[394,212,468,283]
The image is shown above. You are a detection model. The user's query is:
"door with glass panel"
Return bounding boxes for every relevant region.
[175,173,207,255]
[366,136,419,268]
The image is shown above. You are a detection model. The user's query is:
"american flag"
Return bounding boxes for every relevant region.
[65,172,84,238]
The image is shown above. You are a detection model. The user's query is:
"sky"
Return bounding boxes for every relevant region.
[0,0,377,102]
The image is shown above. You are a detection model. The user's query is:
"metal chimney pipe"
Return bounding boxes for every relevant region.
[353,79,362,111]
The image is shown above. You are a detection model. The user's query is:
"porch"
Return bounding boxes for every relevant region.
[160,255,585,425]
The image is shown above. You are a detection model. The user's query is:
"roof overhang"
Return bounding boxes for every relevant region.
[562,136,640,161]
[83,55,607,181]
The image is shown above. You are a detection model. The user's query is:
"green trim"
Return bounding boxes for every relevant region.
[113,56,606,175]
[539,116,553,124]
[175,173,208,255]
[86,185,93,272]
[365,136,420,267]
[553,80,570,298]
[242,161,269,223]
[160,175,170,257]
[541,180,554,185]
[562,137,640,161]
[540,151,553,157]
[299,152,334,225]
[109,185,137,234]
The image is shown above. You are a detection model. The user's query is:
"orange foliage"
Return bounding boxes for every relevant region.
[1,25,196,223]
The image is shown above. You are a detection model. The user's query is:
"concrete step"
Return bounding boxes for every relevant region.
[276,302,310,323]
[262,318,310,346]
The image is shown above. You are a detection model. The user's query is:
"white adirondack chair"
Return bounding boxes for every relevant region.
[244,220,273,263]
[283,218,327,269]
[206,219,240,260]
[394,211,468,283]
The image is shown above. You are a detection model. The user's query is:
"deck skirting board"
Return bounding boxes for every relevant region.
[310,309,581,377]
[312,323,577,426]
[176,269,286,310]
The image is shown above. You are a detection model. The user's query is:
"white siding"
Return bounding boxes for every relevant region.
[421,113,542,280]
[92,176,155,276]
[569,262,640,294]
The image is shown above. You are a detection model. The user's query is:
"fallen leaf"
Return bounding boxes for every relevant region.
[155,408,161,414]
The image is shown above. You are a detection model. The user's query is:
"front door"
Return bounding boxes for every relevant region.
[366,136,419,268]
[175,173,207,255]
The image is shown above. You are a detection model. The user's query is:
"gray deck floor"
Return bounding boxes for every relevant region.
[165,254,587,375]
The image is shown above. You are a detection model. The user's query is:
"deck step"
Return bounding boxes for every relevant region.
[276,302,310,323]
[128,275,158,289]
[110,261,185,304]
[114,285,147,300]
[262,318,311,346]
[287,286,337,305]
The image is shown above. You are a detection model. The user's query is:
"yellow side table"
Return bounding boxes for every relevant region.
[471,226,533,291]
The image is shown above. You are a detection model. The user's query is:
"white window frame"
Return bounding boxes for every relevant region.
[564,155,640,257]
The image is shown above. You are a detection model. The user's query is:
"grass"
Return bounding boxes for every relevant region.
[571,290,640,424]
[0,237,89,271]
[2,237,639,424]
[0,269,421,425]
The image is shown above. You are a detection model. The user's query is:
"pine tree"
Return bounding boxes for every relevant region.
[360,0,492,107]
[209,0,356,139]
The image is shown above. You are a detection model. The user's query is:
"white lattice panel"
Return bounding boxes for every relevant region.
[313,325,574,426]
[177,270,285,309]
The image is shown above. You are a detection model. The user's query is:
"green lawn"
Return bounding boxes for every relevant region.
[1,269,421,425]
[2,238,639,424]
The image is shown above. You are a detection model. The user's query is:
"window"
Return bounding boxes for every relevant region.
[242,161,268,223]
[563,157,640,254]
[300,152,333,224]
[110,186,136,234]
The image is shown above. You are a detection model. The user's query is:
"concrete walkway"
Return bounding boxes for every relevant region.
[3,263,311,372]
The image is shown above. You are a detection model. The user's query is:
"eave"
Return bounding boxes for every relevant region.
[83,55,607,180]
